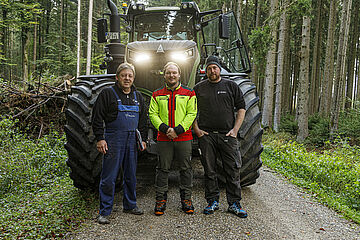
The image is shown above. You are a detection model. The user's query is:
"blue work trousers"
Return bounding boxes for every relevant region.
[99,130,138,216]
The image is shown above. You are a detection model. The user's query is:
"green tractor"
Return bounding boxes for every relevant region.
[65,0,263,190]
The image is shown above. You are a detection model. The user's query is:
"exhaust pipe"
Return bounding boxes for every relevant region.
[107,0,118,15]
[103,0,125,73]
[107,0,120,43]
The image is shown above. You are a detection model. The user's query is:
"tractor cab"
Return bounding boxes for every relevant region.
[130,8,196,42]
[97,0,251,90]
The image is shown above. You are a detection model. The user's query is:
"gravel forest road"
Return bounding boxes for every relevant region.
[66,163,359,240]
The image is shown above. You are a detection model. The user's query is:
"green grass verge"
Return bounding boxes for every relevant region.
[0,118,97,239]
[262,132,360,224]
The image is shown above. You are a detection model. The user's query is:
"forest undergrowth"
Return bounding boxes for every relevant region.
[262,131,360,224]
[0,117,97,239]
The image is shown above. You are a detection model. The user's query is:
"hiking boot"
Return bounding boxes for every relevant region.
[181,199,194,214]
[123,206,144,215]
[97,215,110,224]
[154,200,167,216]
[228,201,247,218]
[203,200,219,214]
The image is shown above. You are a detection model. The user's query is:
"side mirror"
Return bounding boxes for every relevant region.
[97,18,108,43]
[126,25,132,33]
[219,14,229,39]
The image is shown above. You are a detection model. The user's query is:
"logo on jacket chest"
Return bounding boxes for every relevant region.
[217,90,227,95]
[158,96,169,101]
[125,113,136,118]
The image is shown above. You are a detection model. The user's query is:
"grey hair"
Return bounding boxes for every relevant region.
[116,62,136,77]
[163,62,181,75]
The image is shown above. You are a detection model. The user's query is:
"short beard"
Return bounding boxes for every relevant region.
[208,74,220,82]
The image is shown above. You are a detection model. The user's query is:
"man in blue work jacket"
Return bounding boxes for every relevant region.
[92,62,147,224]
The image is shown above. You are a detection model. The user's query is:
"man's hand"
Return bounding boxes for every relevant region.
[166,128,178,140]
[140,141,147,151]
[192,120,209,138]
[226,128,238,138]
[194,128,209,138]
[96,140,108,154]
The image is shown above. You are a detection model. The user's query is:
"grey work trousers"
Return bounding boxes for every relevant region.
[198,132,242,205]
[155,140,193,201]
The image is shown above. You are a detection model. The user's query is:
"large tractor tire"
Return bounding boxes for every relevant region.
[65,75,116,190]
[234,76,263,187]
[215,76,263,187]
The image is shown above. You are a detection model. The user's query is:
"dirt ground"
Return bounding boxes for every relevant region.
[65,162,360,240]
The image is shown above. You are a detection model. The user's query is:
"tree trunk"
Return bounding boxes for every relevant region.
[273,0,289,132]
[24,31,30,82]
[292,51,300,116]
[297,16,311,142]
[357,38,360,103]
[10,30,14,83]
[261,0,278,128]
[339,0,352,111]
[252,0,261,92]
[59,0,64,66]
[1,8,8,80]
[330,0,352,136]
[309,0,322,115]
[243,0,249,46]
[237,0,242,31]
[345,4,359,109]
[281,14,291,114]
[319,0,337,117]
[77,0,82,78]
[33,17,37,74]
[86,0,94,75]
[22,24,30,82]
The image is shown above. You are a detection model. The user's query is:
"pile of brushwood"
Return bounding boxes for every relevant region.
[0,75,73,137]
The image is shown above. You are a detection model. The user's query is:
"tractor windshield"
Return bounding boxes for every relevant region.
[133,11,195,41]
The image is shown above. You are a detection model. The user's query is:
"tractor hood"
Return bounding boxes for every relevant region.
[125,40,200,93]
[127,40,196,52]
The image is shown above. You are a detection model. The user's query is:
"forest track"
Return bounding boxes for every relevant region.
[65,162,359,240]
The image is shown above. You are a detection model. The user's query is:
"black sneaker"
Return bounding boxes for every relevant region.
[154,200,167,216]
[228,201,247,218]
[181,199,194,214]
[123,206,144,215]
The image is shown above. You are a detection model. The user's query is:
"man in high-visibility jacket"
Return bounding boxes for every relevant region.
[149,62,197,216]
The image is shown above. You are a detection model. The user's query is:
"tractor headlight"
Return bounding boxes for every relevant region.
[171,52,187,62]
[134,53,151,63]
[128,50,151,63]
[170,48,194,62]
[130,3,145,11]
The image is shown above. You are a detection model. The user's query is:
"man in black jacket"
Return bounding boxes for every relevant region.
[92,62,147,224]
[193,56,248,218]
